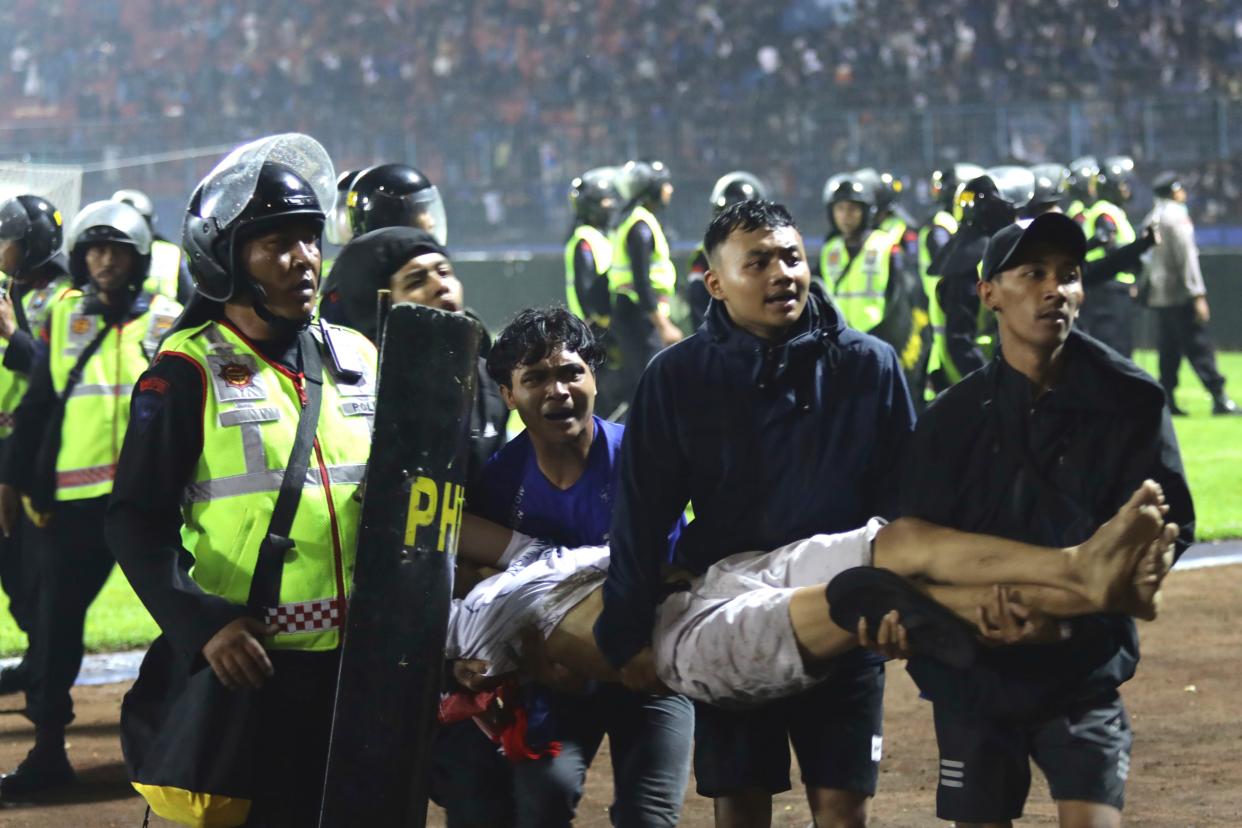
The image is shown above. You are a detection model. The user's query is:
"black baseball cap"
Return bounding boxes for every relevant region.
[981,212,1087,281]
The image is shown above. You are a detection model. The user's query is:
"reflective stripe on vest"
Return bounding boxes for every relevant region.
[608,205,676,304]
[162,320,377,651]
[144,239,184,300]
[564,225,611,319]
[0,276,72,439]
[48,291,182,500]
[1083,200,1138,284]
[820,230,892,331]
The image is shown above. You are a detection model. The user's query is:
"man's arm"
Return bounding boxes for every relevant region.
[1083,229,1155,288]
[0,346,56,490]
[573,239,599,317]
[627,221,681,345]
[1,329,41,374]
[105,354,249,660]
[595,355,690,671]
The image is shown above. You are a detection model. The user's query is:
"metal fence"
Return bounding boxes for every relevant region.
[2,95,1240,246]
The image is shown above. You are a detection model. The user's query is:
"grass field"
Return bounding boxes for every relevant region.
[0,351,1237,658]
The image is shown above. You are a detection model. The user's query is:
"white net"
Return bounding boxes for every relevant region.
[0,161,83,225]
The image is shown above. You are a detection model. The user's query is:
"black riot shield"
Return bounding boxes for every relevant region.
[319,302,481,828]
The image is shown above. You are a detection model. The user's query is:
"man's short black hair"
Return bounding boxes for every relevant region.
[703,199,798,261]
[486,306,606,388]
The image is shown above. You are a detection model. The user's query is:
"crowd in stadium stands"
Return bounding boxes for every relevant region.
[3,0,1242,241]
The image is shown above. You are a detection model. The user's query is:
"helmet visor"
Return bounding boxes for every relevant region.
[0,198,31,242]
[396,186,447,246]
[985,166,1037,210]
[68,201,153,255]
[199,133,336,229]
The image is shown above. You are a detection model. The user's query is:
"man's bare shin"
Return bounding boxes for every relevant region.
[791,586,857,662]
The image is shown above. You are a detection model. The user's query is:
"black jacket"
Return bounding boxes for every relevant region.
[596,284,916,667]
[902,329,1194,716]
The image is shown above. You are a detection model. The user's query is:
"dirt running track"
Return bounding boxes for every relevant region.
[0,565,1237,827]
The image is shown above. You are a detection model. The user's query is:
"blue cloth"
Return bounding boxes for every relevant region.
[596,285,917,669]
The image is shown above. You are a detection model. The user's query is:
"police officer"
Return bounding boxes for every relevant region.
[0,195,73,693]
[111,189,195,304]
[1065,155,1099,223]
[608,160,682,408]
[932,167,1035,384]
[1078,156,1140,357]
[922,163,983,393]
[821,172,930,396]
[0,199,182,796]
[857,167,919,260]
[1024,164,1071,218]
[685,170,767,329]
[107,134,377,825]
[565,167,618,327]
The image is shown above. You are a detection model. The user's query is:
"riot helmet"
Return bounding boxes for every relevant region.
[182,133,334,304]
[959,167,1035,236]
[1067,156,1100,201]
[709,171,767,214]
[1096,156,1136,204]
[569,167,619,229]
[346,163,447,245]
[111,189,156,229]
[930,163,986,211]
[0,194,64,278]
[615,160,672,208]
[325,169,362,246]
[1025,164,1070,217]
[856,168,904,213]
[823,173,876,235]
[67,200,153,292]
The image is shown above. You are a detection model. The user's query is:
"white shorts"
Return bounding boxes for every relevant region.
[652,519,882,707]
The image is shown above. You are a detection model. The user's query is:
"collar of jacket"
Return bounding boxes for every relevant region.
[80,288,151,323]
[702,282,843,392]
[984,329,1165,415]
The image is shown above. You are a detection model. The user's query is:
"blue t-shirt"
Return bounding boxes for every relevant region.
[473,416,678,556]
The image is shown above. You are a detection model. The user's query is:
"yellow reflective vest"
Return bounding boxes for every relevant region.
[820,230,893,331]
[47,290,182,500]
[1083,200,1137,284]
[144,239,185,301]
[0,275,73,439]
[918,211,958,375]
[564,225,611,321]
[160,320,377,651]
[609,205,676,313]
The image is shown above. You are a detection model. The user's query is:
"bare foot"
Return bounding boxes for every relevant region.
[1122,522,1179,621]
[1072,480,1167,611]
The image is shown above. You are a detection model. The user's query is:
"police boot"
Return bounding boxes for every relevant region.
[1212,393,1242,416]
[0,727,75,799]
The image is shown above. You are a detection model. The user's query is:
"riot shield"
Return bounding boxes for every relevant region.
[319,302,481,828]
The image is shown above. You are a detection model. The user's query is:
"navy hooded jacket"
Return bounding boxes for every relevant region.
[595,285,916,669]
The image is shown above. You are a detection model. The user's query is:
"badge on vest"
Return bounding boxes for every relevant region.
[207,354,268,402]
[65,313,99,356]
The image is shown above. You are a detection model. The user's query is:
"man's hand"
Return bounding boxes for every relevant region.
[619,646,670,695]
[202,617,277,690]
[1194,295,1210,325]
[452,659,507,693]
[976,586,1062,646]
[652,312,683,348]
[0,292,15,341]
[1142,223,1161,248]
[857,610,911,659]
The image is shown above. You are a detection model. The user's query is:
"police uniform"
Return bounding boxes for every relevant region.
[919,209,957,391]
[608,201,676,406]
[1079,197,1138,356]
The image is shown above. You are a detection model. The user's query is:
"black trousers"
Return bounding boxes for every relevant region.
[1155,303,1227,397]
[24,496,114,729]
[1079,281,1134,358]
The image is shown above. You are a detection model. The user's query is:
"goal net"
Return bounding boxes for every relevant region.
[0,161,83,225]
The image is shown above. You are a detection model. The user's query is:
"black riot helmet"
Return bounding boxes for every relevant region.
[855,168,904,213]
[0,194,64,278]
[346,163,447,245]
[1096,156,1136,204]
[959,167,1036,236]
[1067,156,1100,201]
[67,200,153,292]
[709,171,767,215]
[569,167,618,229]
[182,133,334,305]
[1025,163,1070,217]
[616,160,672,209]
[930,163,985,211]
[823,173,876,234]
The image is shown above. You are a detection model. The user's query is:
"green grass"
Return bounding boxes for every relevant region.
[0,352,1236,658]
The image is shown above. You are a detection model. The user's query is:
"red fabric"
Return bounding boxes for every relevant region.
[437,682,561,763]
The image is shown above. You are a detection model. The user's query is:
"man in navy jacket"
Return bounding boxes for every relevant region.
[595,200,915,827]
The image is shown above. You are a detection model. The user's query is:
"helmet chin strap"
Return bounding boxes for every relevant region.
[247,278,311,337]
